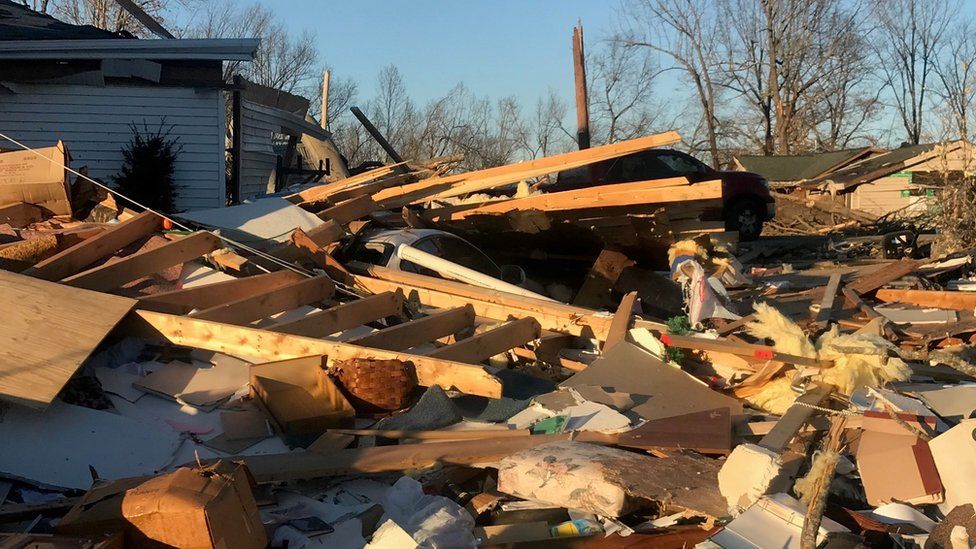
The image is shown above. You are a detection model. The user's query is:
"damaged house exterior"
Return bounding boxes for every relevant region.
[0,0,258,210]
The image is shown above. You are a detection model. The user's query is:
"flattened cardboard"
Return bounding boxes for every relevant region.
[560,341,742,422]
[249,356,355,438]
[0,141,71,215]
[855,411,943,506]
[134,359,248,410]
[929,419,976,511]
[58,462,267,549]
[221,410,272,441]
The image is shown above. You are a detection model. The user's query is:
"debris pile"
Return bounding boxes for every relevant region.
[0,134,975,549]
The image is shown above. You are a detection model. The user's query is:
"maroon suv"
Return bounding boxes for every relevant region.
[548,149,775,240]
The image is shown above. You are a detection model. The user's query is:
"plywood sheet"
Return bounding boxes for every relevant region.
[0,270,134,409]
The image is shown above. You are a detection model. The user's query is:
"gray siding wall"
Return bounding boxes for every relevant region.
[0,83,225,210]
[239,99,278,200]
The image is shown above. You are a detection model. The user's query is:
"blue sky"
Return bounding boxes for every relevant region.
[252,0,621,105]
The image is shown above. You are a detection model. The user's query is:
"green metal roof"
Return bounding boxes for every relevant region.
[736,148,872,182]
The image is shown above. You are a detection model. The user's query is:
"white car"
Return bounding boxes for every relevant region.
[341,228,543,292]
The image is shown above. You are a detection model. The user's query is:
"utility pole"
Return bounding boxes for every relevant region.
[572,20,591,150]
[320,69,331,129]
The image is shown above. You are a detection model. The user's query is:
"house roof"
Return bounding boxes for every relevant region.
[0,1,258,61]
[0,0,122,40]
[809,142,955,190]
[735,147,879,182]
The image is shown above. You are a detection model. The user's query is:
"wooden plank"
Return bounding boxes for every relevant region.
[372,131,682,208]
[758,383,832,451]
[286,162,407,204]
[847,259,926,295]
[841,286,883,320]
[304,219,344,247]
[136,270,305,314]
[24,210,162,281]
[211,434,573,481]
[123,309,503,398]
[573,249,635,308]
[604,291,638,351]
[0,270,134,409]
[266,290,405,337]
[348,305,475,351]
[661,333,832,368]
[190,275,335,324]
[875,288,976,311]
[62,230,220,292]
[351,264,666,340]
[814,273,842,327]
[316,195,377,225]
[427,178,720,221]
[0,202,43,228]
[427,317,541,363]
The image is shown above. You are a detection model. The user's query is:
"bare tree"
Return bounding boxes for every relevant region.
[41,0,178,36]
[934,21,976,140]
[872,0,954,144]
[588,40,662,144]
[617,0,724,166]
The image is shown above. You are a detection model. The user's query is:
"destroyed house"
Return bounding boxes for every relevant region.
[0,0,258,210]
[732,147,884,187]
[807,141,975,217]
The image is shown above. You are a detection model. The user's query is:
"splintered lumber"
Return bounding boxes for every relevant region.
[661,333,832,368]
[425,178,720,222]
[427,317,542,363]
[847,259,927,295]
[213,434,575,482]
[136,270,305,314]
[316,195,377,225]
[266,290,405,337]
[351,264,667,340]
[841,286,883,320]
[0,270,134,409]
[62,230,221,292]
[604,291,639,351]
[372,131,682,208]
[874,288,976,311]
[0,202,43,228]
[813,273,842,327]
[573,249,635,308]
[304,219,345,247]
[348,305,475,351]
[285,161,407,205]
[758,383,833,452]
[123,309,502,398]
[189,275,336,324]
[24,210,162,281]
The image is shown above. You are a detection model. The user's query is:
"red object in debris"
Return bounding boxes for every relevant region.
[660,334,673,345]
[754,349,774,360]
[162,218,174,230]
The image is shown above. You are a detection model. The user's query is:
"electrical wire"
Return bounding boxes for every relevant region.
[0,130,317,277]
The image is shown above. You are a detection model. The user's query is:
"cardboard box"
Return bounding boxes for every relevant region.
[0,141,71,215]
[855,411,943,506]
[57,461,267,549]
[249,356,355,438]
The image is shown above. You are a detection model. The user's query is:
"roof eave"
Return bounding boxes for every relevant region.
[0,38,260,61]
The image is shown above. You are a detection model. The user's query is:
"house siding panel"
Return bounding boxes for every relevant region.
[0,84,224,210]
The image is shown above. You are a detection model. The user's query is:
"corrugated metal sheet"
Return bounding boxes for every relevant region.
[0,83,224,210]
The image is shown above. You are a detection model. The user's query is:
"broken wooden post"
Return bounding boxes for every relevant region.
[572,20,590,150]
[350,106,409,174]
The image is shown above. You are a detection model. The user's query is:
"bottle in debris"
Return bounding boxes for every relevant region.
[550,518,603,538]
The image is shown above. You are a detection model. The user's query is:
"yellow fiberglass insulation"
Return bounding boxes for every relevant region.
[741,303,912,415]
[793,450,841,505]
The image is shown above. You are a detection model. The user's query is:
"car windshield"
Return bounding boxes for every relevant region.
[656,152,710,175]
[403,235,501,278]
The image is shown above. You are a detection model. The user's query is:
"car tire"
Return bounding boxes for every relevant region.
[726,200,764,241]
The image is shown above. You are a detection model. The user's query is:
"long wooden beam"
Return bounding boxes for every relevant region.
[874,288,976,311]
[661,333,832,368]
[427,317,541,363]
[372,131,682,208]
[285,162,407,205]
[122,309,503,398]
[348,305,475,351]
[351,264,666,340]
[136,270,305,314]
[190,275,335,324]
[316,195,377,225]
[62,231,221,292]
[25,210,162,281]
[266,290,405,338]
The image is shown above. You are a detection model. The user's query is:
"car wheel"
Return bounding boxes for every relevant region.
[727,201,763,241]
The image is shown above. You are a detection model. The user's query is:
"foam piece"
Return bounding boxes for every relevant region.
[718,443,784,514]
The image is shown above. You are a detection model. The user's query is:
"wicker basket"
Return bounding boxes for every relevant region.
[331,358,417,412]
